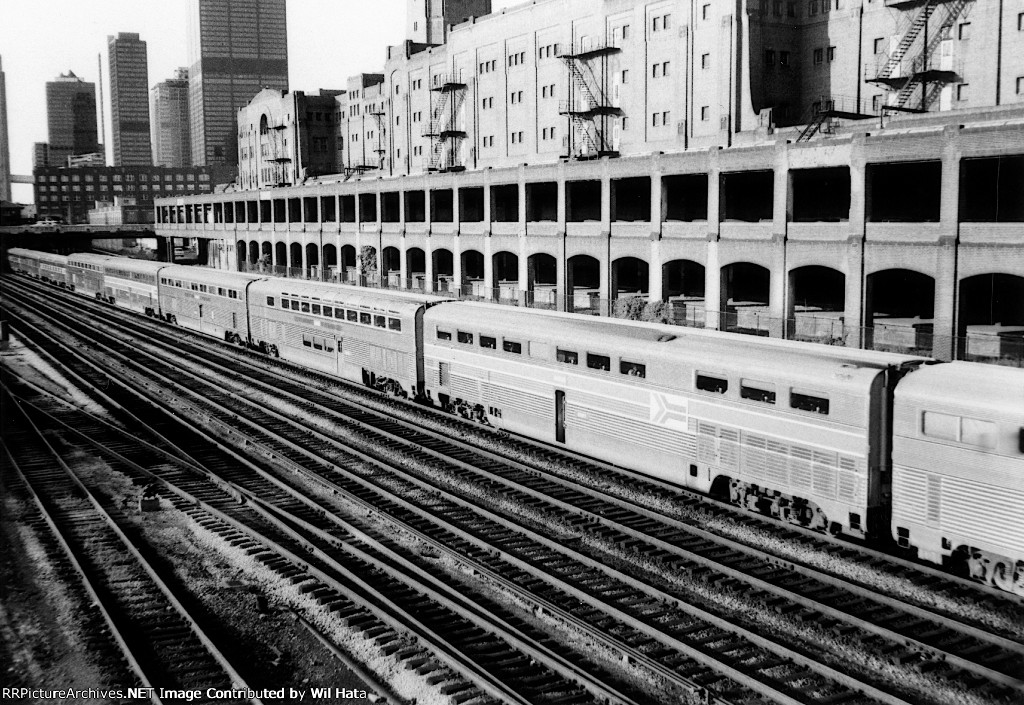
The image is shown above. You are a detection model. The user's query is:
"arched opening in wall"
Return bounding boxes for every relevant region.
[721,262,771,336]
[323,244,338,281]
[305,244,320,278]
[361,246,378,286]
[493,251,519,302]
[527,253,558,309]
[382,246,401,287]
[865,269,935,354]
[261,241,272,270]
[566,254,601,315]
[248,240,260,265]
[275,241,286,268]
[432,248,454,294]
[662,259,705,327]
[788,266,846,344]
[958,273,1024,365]
[461,250,484,297]
[611,257,649,320]
[289,242,302,272]
[406,247,426,290]
[341,245,357,284]
[236,246,246,272]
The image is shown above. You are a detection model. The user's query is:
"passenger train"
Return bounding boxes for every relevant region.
[6,248,1023,596]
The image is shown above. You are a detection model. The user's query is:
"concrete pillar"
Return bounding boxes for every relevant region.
[453,233,463,296]
[452,187,462,230]
[399,241,408,288]
[599,231,611,316]
[518,236,530,306]
[557,167,567,227]
[517,171,528,231]
[483,235,494,299]
[705,149,723,330]
[425,242,435,293]
[557,234,567,312]
[844,135,868,349]
[769,143,789,338]
[600,169,612,231]
[483,183,492,224]
[650,166,663,237]
[933,126,962,360]
[649,239,664,303]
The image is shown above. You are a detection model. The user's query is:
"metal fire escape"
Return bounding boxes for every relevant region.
[867,0,970,113]
[557,38,622,159]
[370,106,388,171]
[423,71,467,172]
[266,123,291,187]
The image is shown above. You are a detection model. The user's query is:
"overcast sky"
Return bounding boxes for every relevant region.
[1,1,516,202]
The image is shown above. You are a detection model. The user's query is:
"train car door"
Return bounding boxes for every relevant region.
[336,337,344,377]
[555,390,566,443]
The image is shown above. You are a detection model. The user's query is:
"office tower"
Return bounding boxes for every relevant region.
[151,67,191,167]
[187,0,289,167]
[45,71,99,167]
[0,56,11,201]
[108,33,152,165]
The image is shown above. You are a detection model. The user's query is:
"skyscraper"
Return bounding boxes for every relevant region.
[151,67,191,167]
[45,71,99,167]
[187,0,288,167]
[0,56,11,201]
[108,32,152,165]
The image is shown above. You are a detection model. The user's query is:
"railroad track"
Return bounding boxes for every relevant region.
[0,383,258,703]
[4,275,1024,705]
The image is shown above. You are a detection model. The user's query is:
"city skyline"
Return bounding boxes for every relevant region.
[2,0,476,201]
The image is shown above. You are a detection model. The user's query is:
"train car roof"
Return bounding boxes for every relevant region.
[158,265,265,286]
[425,301,928,372]
[249,278,452,313]
[894,361,1024,416]
[68,252,113,265]
[102,257,166,274]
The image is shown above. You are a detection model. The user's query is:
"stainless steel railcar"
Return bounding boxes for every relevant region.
[892,362,1024,594]
[247,279,448,396]
[8,248,71,287]
[68,253,111,299]
[423,303,928,538]
[157,265,263,342]
[102,257,165,316]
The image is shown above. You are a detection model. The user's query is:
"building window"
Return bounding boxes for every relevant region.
[958,22,970,40]
[652,16,660,32]
[701,54,710,69]
[787,2,797,17]
[701,106,710,121]
[872,94,882,111]
[779,51,790,66]
[1016,76,1024,95]
[702,4,710,20]
[652,63,660,78]
[874,37,885,54]
[621,116,629,130]
[1018,12,1024,31]
[957,84,969,101]
[808,0,818,15]
[764,49,776,66]
[827,46,836,62]
[621,70,629,84]
[813,48,824,64]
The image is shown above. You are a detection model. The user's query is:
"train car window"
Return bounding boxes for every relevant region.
[326,339,335,352]
[960,417,996,449]
[266,296,275,306]
[620,361,646,378]
[322,306,332,317]
[191,283,199,291]
[557,349,579,365]
[696,373,728,394]
[290,300,300,311]
[480,336,497,349]
[347,310,358,322]
[334,308,345,319]
[313,336,324,351]
[230,290,238,299]
[176,280,183,288]
[457,331,474,344]
[200,285,208,293]
[790,390,830,415]
[437,329,452,341]
[922,411,959,441]
[586,353,610,371]
[503,340,522,354]
[301,302,311,313]
[374,315,386,328]
[388,318,402,331]
[740,380,776,404]
[312,304,321,315]
[218,287,225,296]
[1019,428,1024,454]
[360,312,372,325]
[302,334,313,347]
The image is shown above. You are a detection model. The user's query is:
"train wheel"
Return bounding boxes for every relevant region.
[991,561,1019,593]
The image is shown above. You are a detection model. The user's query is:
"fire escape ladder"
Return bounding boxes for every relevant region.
[558,38,622,160]
[894,0,971,109]
[796,110,831,143]
[424,71,467,172]
[370,109,387,170]
[875,0,937,81]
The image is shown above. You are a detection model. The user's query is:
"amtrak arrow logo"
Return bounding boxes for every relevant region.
[650,392,688,430]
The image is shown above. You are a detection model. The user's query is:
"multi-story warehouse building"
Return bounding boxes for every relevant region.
[151,68,192,167]
[237,88,343,190]
[108,32,152,166]
[157,0,1024,365]
[187,0,289,167]
[36,163,231,224]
